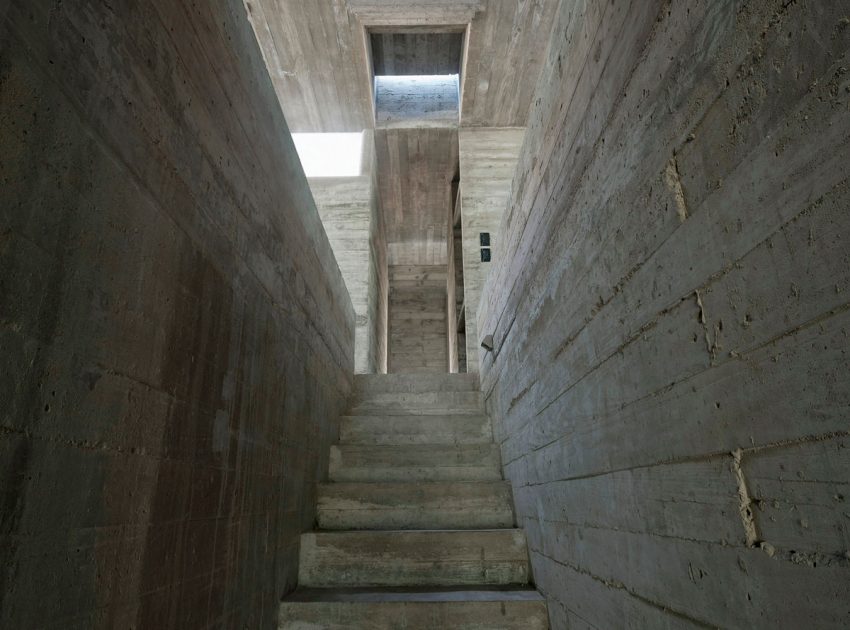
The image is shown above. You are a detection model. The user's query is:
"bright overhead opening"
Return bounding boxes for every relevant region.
[374,75,459,127]
[369,31,464,128]
[292,132,364,178]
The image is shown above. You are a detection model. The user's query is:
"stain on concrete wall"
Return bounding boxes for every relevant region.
[478,1,850,627]
[0,0,354,627]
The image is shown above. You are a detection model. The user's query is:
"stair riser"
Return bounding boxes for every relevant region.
[318,509,514,530]
[279,600,549,629]
[353,373,480,394]
[340,416,493,445]
[298,530,530,588]
[329,445,502,483]
[318,483,515,530]
[329,467,502,482]
[349,391,484,415]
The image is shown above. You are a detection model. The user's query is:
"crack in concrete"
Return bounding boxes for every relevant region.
[665,155,689,223]
[731,448,760,548]
[510,429,850,490]
[529,548,717,629]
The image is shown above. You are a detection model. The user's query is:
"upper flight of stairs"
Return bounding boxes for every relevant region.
[279,373,550,629]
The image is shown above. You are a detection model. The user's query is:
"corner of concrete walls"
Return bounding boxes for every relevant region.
[0,0,354,628]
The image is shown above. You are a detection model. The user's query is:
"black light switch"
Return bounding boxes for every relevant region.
[480,248,491,263]
[480,232,491,247]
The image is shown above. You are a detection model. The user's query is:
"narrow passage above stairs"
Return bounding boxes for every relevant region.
[279,373,550,629]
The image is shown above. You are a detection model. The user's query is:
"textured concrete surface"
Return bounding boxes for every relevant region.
[352,372,479,393]
[280,588,549,629]
[244,0,556,132]
[339,414,492,445]
[447,184,465,373]
[477,1,850,627]
[458,128,525,371]
[346,0,484,27]
[299,529,530,588]
[0,1,354,628]
[376,76,460,129]
[388,265,449,373]
[309,131,389,374]
[371,32,464,76]
[284,373,547,627]
[376,129,458,267]
[317,481,515,530]
[329,444,502,482]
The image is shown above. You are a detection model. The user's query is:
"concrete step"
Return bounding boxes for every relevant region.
[317,482,515,530]
[349,390,484,416]
[329,444,502,482]
[339,414,493,445]
[279,588,550,629]
[353,373,480,395]
[298,530,531,588]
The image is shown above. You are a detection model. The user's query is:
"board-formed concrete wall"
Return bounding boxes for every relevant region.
[459,127,524,372]
[478,1,850,627]
[388,265,448,373]
[0,1,354,628]
[310,131,389,374]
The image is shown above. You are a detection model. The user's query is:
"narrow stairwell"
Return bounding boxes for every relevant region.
[279,373,549,629]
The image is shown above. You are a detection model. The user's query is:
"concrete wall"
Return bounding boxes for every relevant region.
[388,265,448,374]
[0,1,354,628]
[479,1,850,627]
[458,127,524,372]
[310,131,389,374]
[447,196,460,374]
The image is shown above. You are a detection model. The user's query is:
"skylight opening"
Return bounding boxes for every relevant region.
[375,74,460,96]
[292,132,364,178]
[374,75,460,127]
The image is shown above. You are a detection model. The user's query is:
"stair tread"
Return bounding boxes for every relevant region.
[283,586,546,603]
[331,443,500,455]
[318,481,512,506]
[340,414,493,445]
[319,480,511,490]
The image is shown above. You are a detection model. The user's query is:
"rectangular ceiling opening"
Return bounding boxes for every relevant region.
[371,31,464,127]
[292,132,364,178]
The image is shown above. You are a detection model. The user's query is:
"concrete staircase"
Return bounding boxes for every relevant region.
[279,373,550,629]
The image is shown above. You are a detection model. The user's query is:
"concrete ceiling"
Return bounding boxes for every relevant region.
[246,0,559,131]
[460,0,559,127]
[244,0,374,132]
[376,128,458,266]
[246,0,558,266]
[371,32,464,76]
